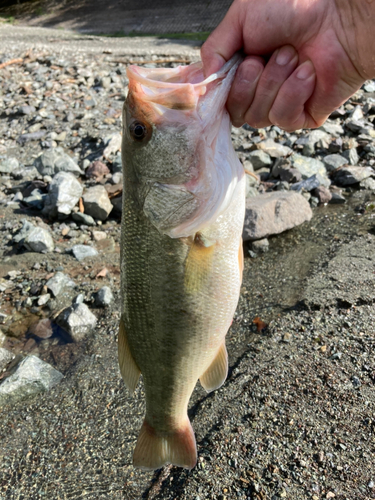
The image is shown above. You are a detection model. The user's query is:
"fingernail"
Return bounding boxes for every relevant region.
[276,46,295,66]
[241,60,262,84]
[296,60,315,80]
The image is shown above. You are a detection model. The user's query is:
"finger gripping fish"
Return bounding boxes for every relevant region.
[119,54,245,470]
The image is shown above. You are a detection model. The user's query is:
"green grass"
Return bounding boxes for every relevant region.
[0,15,15,23]
[98,31,210,41]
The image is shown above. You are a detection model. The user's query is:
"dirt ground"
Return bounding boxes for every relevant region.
[0,0,232,35]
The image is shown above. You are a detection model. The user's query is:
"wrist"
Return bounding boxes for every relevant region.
[334,0,375,80]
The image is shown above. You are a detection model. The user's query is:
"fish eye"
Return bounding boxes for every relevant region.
[130,121,148,141]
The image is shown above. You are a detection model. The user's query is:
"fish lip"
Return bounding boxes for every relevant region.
[127,52,242,90]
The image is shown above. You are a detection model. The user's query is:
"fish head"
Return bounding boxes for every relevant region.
[122,55,243,238]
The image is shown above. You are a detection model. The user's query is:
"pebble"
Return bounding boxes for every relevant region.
[56,303,97,342]
[46,271,76,297]
[42,171,83,218]
[71,244,99,261]
[333,166,375,186]
[94,286,114,307]
[83,185,113,221]
[0,355,64,406]
[23,226,55,253]
[0,347,15,372]
[34,147,83,177]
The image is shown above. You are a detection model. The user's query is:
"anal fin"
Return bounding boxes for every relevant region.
[200,342,228,393]
[118,316,141,394]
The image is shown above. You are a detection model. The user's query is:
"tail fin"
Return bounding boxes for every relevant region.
[133,419,197,471]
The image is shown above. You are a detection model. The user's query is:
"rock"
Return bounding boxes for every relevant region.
[85,160,110,180]
[333,166,375,186]
[359,177,375,191]
[83,185,113,220]
[312,186,332,204]
[320,120,344,136]
[37,294,50,306]
[0,348,14,372]
[330,191,346,204]
[34,147,83,177]
[341,148,359,165]
[0,355,63,406]
[290,174,321,192]
[323,154,348,172]
[247,150,272,170]
[46,272,76,297]
[94,286,114,307]
[56,303,97,342]
[23,189,45,210]
[111,172,123,184]
[257,139,292,158]
[42,172,83,219]
[0,157,19,173]
[290,153,330,187]
[243,192,313,241]
[103,132,122,158]
[92,231,106,241]
[72,212,96,226]
[71,244,98,261]
[250,238,269,253]
[24,226,54,253]
[29,319,53,339]
[13,219,35,243]
[111,152,122,173]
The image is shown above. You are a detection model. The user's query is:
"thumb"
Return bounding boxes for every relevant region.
[201,1,243,77]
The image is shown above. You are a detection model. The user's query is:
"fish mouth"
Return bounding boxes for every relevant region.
[127,54,242,113]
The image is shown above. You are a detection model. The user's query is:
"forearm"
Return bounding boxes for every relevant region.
[334,0,375,79]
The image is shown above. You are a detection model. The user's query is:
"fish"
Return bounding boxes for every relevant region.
[119,54,246,471]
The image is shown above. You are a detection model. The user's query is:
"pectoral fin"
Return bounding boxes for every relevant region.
[118,316,141,395]
[184,232,216,293]
[200,342,228,393]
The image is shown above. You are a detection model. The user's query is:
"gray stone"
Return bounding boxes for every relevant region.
[250,238,269,253]
[42,172,83,219]
[46,272,76,297]
[72,212,96,226]
[37,294,50,306]
[342,148,359,165]
[323,154,348,172]
[320,120,344,136]
[83,185,113,220]
[24,226,54,253]
[0,355,63,406]
[247,150,272,170]
[56,303,97,342]
[23,189,46,210]
[13,219,35,243]
[243,191,313,241]
[257,139,292,158]
[110,195,122,213]
[71,244,98,261]
[330,191,346,204]
[290,153,330,187]
[95,286,114,307]
[111,172,123,184]
[364,81,375,92]
[111,152,122,173]
[34,147,83,177]
[333,166,375,186]
[0,348,14,372]
[0,157,19,173]
[290,174,321,192]
[359,177,375,191]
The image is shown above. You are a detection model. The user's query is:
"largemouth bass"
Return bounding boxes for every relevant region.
[119,54,245,470]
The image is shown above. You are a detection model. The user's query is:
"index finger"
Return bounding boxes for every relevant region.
[201,1,244,77]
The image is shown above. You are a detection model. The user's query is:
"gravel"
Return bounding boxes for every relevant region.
[0,24,374,500]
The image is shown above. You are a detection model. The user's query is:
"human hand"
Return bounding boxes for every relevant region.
[201,0,373,131]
